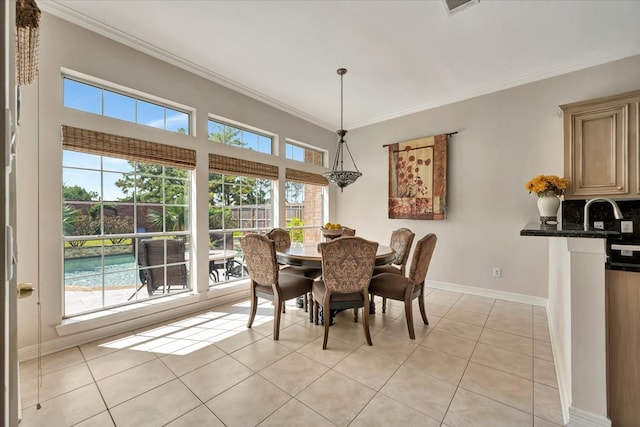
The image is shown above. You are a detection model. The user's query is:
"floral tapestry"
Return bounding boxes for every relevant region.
[388,134,447,220]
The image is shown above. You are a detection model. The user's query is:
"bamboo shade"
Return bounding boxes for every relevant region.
[61,125,196,169]
[285,168,329,186]
[16,0,41,86]
[209,153,278,180]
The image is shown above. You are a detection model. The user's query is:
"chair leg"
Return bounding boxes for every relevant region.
[304,294,308,312]
[404,297,416,340]
[353,307,358,322]
[322,300,331,349]
[314,300,319,325]
[382,297,387,313]
[247,294,258,329]
[418,294,429,325]
[273,296,282,340]
[362,292,373,346]
[308,293,314,322]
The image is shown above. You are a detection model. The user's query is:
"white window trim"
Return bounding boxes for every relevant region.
[62,67,197,136]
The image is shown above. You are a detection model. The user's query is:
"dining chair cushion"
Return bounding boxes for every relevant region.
[372,264,403,276]
[312,281,362,304]
[368,273,410,300]
[255,272,315,301]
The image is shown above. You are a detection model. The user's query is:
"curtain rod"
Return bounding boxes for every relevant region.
[381,131,458,148]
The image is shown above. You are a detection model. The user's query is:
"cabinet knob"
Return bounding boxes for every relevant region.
[617,186,623,190]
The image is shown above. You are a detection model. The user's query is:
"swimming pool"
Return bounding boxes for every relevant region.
[64,254,140,288]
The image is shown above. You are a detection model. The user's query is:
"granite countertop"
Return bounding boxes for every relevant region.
[520,222,622,239]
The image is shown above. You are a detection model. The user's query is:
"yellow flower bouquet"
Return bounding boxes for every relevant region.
[525,175,569,197]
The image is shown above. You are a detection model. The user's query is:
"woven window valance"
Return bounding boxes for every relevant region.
[285,168,329,186]
[61,125,196,169]
[209,153,278,180]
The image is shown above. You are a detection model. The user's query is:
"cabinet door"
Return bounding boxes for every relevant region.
[606,270,640,427]
[566,104,628,197]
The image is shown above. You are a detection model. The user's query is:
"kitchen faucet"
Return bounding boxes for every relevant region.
[583,197,624,230]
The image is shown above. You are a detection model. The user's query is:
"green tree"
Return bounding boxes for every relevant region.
[147,206,187,232]
[114,164,188,203]
[63,184,98,201]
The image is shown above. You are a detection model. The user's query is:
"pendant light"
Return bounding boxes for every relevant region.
[323,68,362,191]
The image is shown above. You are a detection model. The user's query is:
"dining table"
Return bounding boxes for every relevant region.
[275,243,395,269]
[276,243,396,322]
[207,249,239,281]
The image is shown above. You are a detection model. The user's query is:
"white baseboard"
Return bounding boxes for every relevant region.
[426,279,548,307]
[568,406,611,427]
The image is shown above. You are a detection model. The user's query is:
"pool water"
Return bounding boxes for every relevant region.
[64,254,140,288]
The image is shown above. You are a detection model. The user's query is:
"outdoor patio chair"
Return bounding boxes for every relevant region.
[136,238,188,297]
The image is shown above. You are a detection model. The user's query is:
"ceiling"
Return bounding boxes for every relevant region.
[40,1,640,131]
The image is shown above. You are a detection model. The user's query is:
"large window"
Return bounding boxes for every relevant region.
[63,77,191,134]
[285,140,324,166]
[285,169,328,246]
[208,118,272,154]
[208,173,274,285]
[61,126,195,317]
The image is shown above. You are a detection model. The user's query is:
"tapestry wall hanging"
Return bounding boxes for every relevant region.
[387,134,448,220]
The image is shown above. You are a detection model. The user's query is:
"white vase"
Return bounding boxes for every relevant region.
[537,191,561,224]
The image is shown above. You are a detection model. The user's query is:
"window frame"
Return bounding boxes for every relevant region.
[62,68,195,136]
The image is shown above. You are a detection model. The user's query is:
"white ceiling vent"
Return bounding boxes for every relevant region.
[442,0,480,16]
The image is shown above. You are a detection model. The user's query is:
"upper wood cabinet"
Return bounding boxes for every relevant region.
[562,90,640,199]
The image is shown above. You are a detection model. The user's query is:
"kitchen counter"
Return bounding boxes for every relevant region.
[520,221,622,239]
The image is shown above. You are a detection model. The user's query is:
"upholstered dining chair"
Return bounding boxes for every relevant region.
[312,236,378,349]
[241,233,314,340]
[341,227,356,237]
[266,227,322,312]
[369,233,437,339]
[266,227,322,277]
[372,227,415,312]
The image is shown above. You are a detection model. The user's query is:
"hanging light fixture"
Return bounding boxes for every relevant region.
[323,68,362,192]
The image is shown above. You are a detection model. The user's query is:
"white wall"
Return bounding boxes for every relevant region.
[16,14,336,352]
[341,54,640,297]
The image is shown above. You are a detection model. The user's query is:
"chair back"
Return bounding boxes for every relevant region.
[341,227,356,237]
[320,237,378,293]
[209,231,235,250]
[241,233,279,286]
[408,234,437,286]
[266,228,291,251]
[140,238,187,294]
[389,228,415,268]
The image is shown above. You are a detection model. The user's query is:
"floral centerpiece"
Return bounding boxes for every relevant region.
[525,175,569,224]
[525,175,569,197]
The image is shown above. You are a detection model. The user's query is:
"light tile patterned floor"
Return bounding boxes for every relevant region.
[19,288,565,426]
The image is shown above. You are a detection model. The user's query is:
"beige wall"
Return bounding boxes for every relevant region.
[341,54,640,298]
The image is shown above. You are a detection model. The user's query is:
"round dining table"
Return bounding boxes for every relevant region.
[275,244,395,269]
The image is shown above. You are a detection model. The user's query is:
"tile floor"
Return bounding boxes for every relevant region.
[19,288,565,426]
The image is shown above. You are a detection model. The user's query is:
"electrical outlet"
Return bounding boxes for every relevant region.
[492,267,502,278]
[594,221,604,230]
[621,220,633,233]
